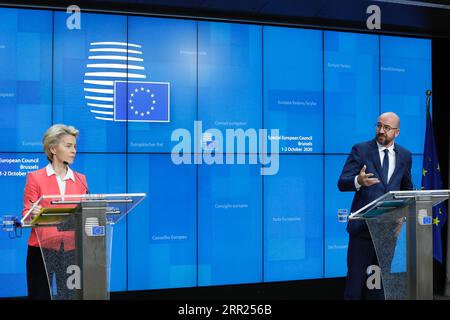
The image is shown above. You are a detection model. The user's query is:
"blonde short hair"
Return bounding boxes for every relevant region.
[43,124,79,162]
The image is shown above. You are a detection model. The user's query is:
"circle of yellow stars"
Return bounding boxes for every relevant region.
[129,87,157,117]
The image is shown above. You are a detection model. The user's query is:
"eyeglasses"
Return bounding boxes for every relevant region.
[375,122,397,133]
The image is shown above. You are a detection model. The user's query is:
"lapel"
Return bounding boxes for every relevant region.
[46,171,61,195]
[369,139,385,187]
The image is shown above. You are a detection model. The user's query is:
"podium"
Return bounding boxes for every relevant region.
[21,193,146,300]
[350,190,450,300]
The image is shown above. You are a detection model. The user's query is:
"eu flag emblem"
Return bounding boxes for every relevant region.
[421,102,448,263]
[114,81,170,122]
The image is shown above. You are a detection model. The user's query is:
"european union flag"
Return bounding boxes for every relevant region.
[421,102,447,263]
[114,81,170,122]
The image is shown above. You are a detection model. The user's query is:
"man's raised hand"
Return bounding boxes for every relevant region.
[357,165,381,187]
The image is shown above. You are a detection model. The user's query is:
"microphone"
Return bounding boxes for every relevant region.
[63,161,89,194]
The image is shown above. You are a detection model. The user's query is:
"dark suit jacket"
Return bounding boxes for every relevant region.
[338,139,413,238]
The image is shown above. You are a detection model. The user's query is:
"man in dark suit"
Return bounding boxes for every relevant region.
[338,112,413,299]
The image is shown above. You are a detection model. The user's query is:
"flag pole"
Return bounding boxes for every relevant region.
[426,90,431,113]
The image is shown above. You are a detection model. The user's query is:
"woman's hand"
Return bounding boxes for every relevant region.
[30,202,42,219]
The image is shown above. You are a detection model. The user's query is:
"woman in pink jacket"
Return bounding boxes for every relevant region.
[22,124,88,299]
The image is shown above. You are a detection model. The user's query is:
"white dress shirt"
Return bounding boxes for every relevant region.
[354,142,396,190]
[46,163,75,195]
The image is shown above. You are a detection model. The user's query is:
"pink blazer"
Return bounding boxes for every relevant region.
[22,166,88,251]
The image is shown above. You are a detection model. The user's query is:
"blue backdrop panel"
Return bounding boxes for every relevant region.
[264,155,324,281]
[324,155,351,278]
[198,21,262,149]
[0,8,52,152]
[0,153,47,297]
[127,17,197,153]
[380,36,431,154]
[263,26,323,154]
[127,154,197,290]
[198,163,262,286]
[324,31,380,154]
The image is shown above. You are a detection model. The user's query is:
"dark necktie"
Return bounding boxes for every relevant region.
[382,148,389,184]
